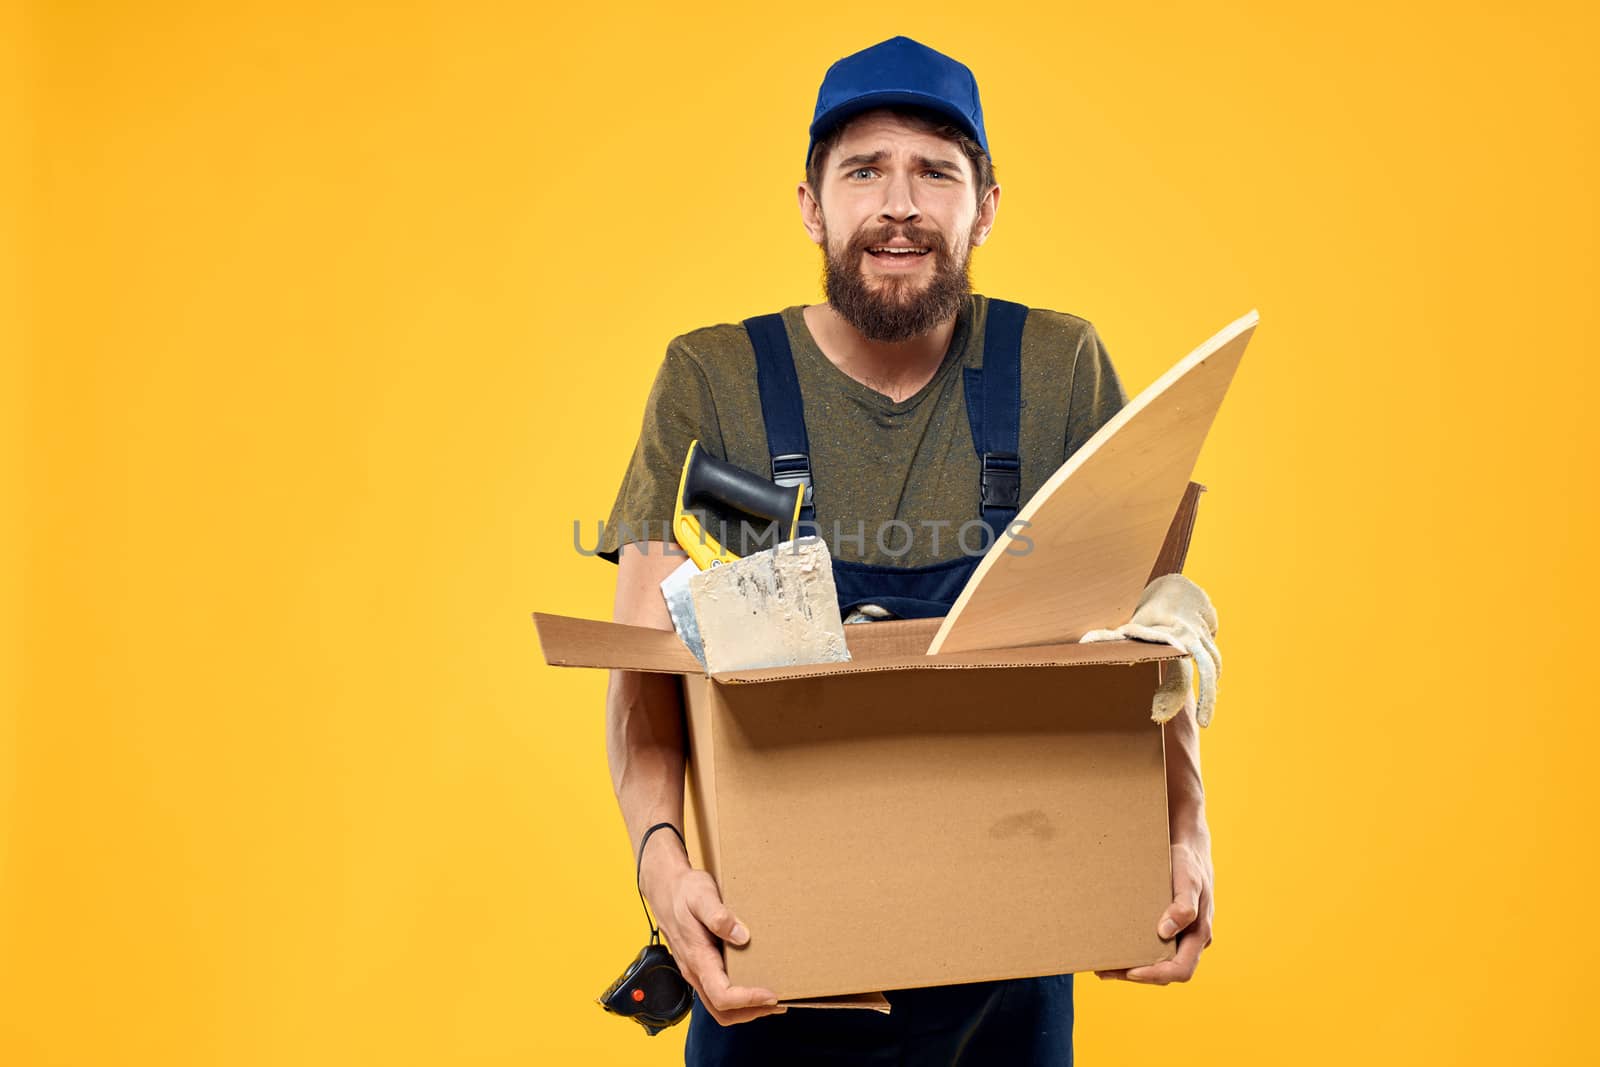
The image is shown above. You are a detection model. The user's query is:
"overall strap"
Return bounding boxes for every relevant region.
[742,313,815,525]
[964,298,1026,536]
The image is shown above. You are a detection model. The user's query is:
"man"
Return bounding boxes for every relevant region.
[597,36,1218,1065]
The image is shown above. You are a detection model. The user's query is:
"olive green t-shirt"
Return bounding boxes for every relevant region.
[597,294,1127,567]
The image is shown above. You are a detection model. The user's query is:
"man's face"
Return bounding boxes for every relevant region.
[799,110,1000,343]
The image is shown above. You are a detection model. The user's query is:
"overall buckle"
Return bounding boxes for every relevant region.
[771,452,815,508]
[980,452,1021,511]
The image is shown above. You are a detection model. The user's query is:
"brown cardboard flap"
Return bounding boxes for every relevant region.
[840,616,943,656]
[781,991,892,1012]
[1149,481,1206,583]
[531,613,700,674]
[534,610,1185,680]
[711,637,1186,684]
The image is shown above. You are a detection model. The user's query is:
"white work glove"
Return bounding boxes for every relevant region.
[1079,573,1221,727]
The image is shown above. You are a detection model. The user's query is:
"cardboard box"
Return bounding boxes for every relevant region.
[534,486,1205,1003]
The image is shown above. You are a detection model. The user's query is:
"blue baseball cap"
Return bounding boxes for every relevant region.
[807,36,990,169]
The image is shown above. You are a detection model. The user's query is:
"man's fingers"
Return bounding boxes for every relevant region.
[659,908,759,1008]
[685,883,751,946]
[651,870,781,1026]
[702,1001,787,1026]
[723,1006,789,1025]
[1157,887,1201,940]
[704,980,781,1012]
[664,914,774,1011]
[680,952,783,1026]
[697,962,780,1013]
[1157,845,1203,937]
[701,1001,789,1026]
[688,915,778,1014]
[680,944,782,1024]
[1104,843,1215,986]
[1124,923,1208,984]
[671,932,727,993]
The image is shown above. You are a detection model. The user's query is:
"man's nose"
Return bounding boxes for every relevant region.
[877,172,921,223]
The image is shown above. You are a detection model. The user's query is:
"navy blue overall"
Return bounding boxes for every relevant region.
[683,301,1075,1066]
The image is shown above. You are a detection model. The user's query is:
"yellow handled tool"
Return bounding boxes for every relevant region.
[672,440,806,570]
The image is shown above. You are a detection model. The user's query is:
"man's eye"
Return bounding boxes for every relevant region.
[925,170,949,180]
[850,168,877,179]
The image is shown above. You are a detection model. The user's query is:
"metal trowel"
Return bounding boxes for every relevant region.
[660,442,849,673]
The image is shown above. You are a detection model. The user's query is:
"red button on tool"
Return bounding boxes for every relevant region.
[631,988,645,1002]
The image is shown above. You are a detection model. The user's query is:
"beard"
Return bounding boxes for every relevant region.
[821,219,975,343]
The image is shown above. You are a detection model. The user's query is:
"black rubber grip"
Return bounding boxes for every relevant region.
[684,448,801,526]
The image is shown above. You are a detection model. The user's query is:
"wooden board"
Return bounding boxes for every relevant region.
[926,311,1258,655]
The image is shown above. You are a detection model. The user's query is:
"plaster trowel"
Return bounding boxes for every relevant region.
[659,442,850,673]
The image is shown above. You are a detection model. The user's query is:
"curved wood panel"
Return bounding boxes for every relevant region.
[927,311,1258,655]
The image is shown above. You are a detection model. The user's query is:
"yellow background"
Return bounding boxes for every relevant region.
[8,1,1597,1063]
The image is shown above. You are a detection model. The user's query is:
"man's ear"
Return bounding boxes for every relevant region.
[971,183,1001,247]
[797,182,826,246]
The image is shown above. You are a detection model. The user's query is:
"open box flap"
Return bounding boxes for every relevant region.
[532,613,701,674]
[532,610,1185,681]
[780,991,892,1012]
[708,636,1185,684]
[529,614,941,676]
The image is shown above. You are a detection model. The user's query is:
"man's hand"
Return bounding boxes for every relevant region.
[1094,839,1215,985]
[1079,573,1221,726]
[640,838,786,1026]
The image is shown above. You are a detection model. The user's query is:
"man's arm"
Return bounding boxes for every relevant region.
[607,540,690,879]
[607,540,785,1025]
[1095,691,1216,984]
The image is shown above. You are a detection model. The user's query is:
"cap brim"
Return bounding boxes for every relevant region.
[806,89,985,166]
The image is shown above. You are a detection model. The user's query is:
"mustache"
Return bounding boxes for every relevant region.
[842,223,952,258]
